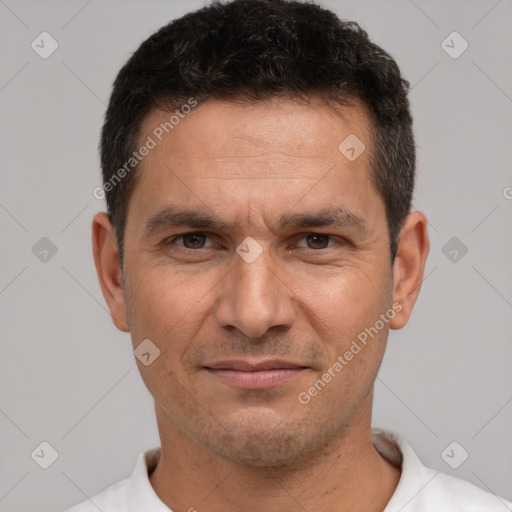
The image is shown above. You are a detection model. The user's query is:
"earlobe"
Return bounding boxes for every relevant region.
[389,211,430,330]
[92,212,130,332]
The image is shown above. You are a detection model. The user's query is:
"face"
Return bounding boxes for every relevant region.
[94,96,427,467]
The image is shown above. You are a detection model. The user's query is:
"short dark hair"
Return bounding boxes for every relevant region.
[100,0,415,268]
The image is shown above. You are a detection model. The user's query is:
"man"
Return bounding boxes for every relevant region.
[65,0,512,510]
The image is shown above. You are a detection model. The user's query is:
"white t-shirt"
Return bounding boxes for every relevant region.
[63,428,512,511]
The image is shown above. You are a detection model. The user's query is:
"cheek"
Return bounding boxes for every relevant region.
[296,264,389,337]
[127,267,217,401]
[127,249,391,352]
[298,269,391,408]
[128,264,218,346]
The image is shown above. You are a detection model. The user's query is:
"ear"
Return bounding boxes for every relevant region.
[389,211,430,330]
[92,212,130,332]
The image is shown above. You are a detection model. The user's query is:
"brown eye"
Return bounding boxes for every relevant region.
[168,232,211,249]
[182,233,207,248]
[304,233,331,249]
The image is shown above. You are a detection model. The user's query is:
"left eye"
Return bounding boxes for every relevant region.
[168,232,214,249]
[295,233,336,250]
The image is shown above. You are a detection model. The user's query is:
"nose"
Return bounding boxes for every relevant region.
[213,245,297,339]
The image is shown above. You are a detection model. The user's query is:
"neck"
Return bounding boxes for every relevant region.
[149,392,401,512]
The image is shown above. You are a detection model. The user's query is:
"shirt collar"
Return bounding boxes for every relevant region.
[373,428,440,511]
[124,446,170,511]
[125,428,430,511]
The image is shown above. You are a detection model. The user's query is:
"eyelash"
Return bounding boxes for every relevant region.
[164,231,345,252]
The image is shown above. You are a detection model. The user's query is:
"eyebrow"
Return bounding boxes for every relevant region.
[143,206,371,236]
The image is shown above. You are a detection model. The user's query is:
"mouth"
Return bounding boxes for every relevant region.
[203,359,310,389]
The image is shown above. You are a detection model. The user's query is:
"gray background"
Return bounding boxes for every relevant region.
[0,0,511,510]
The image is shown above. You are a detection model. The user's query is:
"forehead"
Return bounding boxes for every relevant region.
[128,96,384,235]
[139,96,373,166]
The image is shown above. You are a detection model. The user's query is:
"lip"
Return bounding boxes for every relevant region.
[206,359,308,371]
[204,359,309,389]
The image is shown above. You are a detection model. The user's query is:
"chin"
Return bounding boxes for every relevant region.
[217,431,307,467]
[197,410,331,468]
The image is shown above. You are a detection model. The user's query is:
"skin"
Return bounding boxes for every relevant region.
[93,95,429,512]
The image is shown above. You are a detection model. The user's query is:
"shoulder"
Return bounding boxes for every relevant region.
[61,477,129,512]
[372,429,512,512]
[417,470,512,511]
[61,447,162,512]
